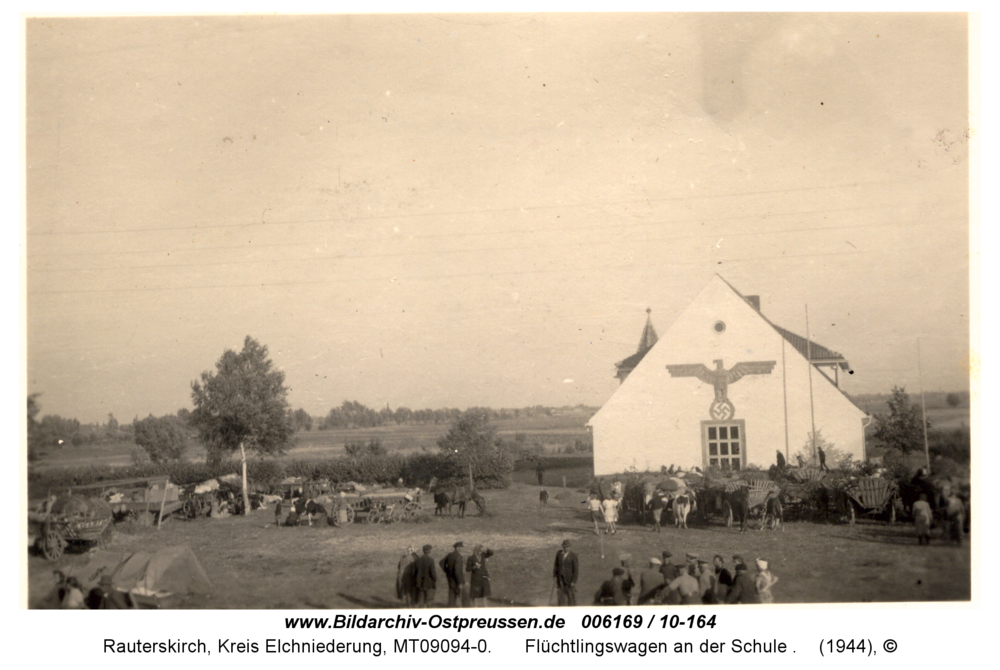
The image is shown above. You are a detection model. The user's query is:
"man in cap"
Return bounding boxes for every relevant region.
[685,552,699,573]
[553,540,579,606]
[638,557,666,605]
[659,551,678,581]
[593,567,628,606]
[666,563,701,604]
[726,562,759,604]
[414,544,437,608]
[440,541,467,607]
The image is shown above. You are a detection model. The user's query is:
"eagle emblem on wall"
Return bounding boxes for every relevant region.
[666,359,777,420]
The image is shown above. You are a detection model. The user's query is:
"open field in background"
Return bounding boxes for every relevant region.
[27,414,595,473]
[28,397,972,473]
[26,481,970,608]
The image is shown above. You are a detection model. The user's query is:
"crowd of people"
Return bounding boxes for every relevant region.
[396,541,495,608]
[555,540,778,606]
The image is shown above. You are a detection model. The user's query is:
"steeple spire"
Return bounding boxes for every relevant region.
[636,307,658,353]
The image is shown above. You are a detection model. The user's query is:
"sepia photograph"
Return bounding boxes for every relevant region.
[22,12,974,612]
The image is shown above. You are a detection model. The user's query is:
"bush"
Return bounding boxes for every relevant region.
[344,438,387,458]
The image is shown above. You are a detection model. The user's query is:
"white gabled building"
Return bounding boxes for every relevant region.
[588,275,868,476]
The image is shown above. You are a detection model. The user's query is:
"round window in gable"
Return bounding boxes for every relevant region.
[713,321,726,333]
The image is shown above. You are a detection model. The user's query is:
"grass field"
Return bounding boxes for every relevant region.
[26,478,970,609]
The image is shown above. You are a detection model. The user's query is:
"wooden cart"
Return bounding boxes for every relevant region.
[28,496,113,560]
[331,488,423,525]
[69,475,185,523]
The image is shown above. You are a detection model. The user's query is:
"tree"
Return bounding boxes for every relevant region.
[189,336,295,514]
[437,412,501,489]
[870,386,926,454]
[291,408,313,432]
[946,392,962,408]
[132,414,189,463]
[27,393,43,461]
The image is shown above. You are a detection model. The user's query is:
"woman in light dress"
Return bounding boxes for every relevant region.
[602,493,620,535]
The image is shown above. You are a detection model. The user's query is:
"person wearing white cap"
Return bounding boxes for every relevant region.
[754,558,778,604]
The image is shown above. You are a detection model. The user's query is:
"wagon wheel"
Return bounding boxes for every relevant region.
[722,500,733,528]
[390,504,406,523]
[403,502,420,520]
[363,508,378,524]
[42,524,64,561]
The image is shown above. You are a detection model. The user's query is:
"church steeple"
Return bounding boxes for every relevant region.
[615,308,658,383]
[636,307,658,352]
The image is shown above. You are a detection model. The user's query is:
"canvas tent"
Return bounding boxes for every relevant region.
[68,546,212,600]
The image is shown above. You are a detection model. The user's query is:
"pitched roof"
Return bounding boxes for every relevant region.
[614,276,851,380]
[772,325,850,370]
[714,274,850,370]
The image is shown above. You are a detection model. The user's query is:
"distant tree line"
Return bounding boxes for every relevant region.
[313,401,588,430]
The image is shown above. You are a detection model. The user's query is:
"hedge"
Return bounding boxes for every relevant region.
[28,449,515,499]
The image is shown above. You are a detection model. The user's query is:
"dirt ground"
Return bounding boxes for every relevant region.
[26,482,972,609]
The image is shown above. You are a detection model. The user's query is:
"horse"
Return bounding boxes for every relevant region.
[434,487,487,518]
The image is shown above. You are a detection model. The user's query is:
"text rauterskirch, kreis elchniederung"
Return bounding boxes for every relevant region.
[103,639,384,656]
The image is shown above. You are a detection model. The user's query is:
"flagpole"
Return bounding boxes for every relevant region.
[782,338,790,460]
[806,305,816,461]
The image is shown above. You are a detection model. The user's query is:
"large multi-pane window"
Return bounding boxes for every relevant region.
[702,420,746,470]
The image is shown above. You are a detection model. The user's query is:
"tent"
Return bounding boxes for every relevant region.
[68,546,212,599]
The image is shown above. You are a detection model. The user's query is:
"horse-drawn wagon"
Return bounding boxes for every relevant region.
[332,487,423,524]
[840,477,898,525]
[28,495,114,560]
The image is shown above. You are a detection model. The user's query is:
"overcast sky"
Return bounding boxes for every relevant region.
[24,13,972,424]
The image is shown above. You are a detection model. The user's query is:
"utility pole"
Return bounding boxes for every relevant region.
[917,337,931,472]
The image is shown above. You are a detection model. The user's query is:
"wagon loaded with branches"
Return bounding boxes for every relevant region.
[840,477,899,525]
[28,495,114,560]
